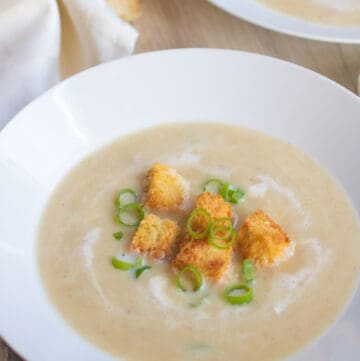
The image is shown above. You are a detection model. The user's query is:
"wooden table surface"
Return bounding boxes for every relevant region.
[1,0,360,359]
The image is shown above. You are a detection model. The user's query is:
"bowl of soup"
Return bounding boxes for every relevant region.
[0,49,360,361]
[209,0,360,43]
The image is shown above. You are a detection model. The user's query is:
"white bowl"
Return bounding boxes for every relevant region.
[0,49,360,361]
[209,0,360,43]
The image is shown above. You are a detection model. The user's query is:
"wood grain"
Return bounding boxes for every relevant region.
[135,0,360,93]
[1,0,359,359]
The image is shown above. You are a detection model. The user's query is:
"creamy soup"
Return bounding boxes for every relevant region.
[258,0,360,27]
[38,123,360,361]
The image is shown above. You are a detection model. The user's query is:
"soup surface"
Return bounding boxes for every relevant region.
[258,0,360,27]
[38,123,360,361]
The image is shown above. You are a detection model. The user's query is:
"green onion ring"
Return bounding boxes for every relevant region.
[223,284,253,305]
[242,259,255,282]
[220,182,245,204]
[209,225,233,241]
[208,228,236,249]
[111,257,134,270]
[135,258,143,268]
[116,203,145,227]
[203,178,245,204]
[209,218,233,240]
[115,188,137,208]
[220,182,236,201]
[186,208,211,239]
[230,189,245,203]
[135,265,151,279]
[176,265,203,292]
[203,179,223,193]
[113,231,123,240]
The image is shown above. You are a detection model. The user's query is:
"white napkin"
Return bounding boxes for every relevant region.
[0,0,138,129]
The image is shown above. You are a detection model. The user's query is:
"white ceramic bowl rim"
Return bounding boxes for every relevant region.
[209,0,360,43]
[1,49,360,361]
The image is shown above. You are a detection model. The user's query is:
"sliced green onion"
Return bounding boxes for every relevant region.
[186,208,211,239]
[242,259,255,282]
[135,258,143,268]
[219,182,245,204]
[177,265,203,292]
[223,284,253,305]
[209,218,233,240]
[208,228,236,249]
[220,182,235,200]
[230,189,245,203]
[203,178,245,204]
[113,231,123,240]
[203,179,223,194]
[210,225,232,240]
[116,203,144,226]
[115,188,137,208]
[111,257,134,270]
[135,265,151,279]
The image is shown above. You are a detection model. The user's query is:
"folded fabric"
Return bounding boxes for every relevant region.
[0,0,138,129]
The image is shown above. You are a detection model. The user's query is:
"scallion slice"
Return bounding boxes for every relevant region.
[218,182,245,204]
[208,228,236,249]
[242,259,255,282]
[135,258,143,268]
[113,231,123,240]
[186,208,211,239]
[115,188,137,208]
[203,179,223,194]
[223,284,253,305]
[229,189,245,203]
[204,178,245,204]
[209,218,233,240]
[177,265,203,292]
[116,203,144,226]
[111,257,134,270]
[135,265,151,279]
[220,182,235,200]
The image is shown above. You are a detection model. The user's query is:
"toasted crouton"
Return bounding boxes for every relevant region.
[130,214,180,260]
[193,192,232,226]
[172,192,234,280]
[143,163,188,212]
[172,236,232,279]
[237,210,291,268]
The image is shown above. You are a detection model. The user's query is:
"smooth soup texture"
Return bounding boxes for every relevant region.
[38,123,360,361]
[258,0,360,26]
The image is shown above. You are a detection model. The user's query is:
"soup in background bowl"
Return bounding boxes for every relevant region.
[258,0,360,27]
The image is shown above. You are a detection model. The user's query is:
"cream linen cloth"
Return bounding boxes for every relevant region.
[0,0,138,129]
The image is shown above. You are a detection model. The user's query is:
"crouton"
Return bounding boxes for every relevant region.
[130,214,180,260]
[172,192,234,280]
[143,163,188,212]
[172,236,232,279]
[237,210,291,268]
[193,192,232,226]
